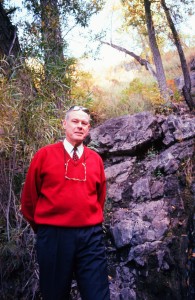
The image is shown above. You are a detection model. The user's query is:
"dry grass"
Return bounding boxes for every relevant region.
[0,57,71,299]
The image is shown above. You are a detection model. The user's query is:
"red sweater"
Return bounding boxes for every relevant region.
[21,142,106,232]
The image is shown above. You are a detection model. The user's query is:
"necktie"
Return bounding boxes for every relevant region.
[72,147,79,161]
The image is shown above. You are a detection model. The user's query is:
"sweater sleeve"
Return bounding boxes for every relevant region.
[97,158,106,210]
[20,151,43,233]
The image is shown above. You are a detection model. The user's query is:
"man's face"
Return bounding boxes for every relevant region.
[63,110,90,146]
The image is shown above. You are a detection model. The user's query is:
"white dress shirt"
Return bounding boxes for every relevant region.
[63,139,84,159]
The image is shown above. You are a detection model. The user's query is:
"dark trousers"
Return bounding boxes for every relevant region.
[36,225,110,300]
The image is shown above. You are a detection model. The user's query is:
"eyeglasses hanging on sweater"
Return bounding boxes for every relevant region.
[64,148,86,182]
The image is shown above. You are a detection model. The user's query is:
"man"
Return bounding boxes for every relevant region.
[21,106,110,300]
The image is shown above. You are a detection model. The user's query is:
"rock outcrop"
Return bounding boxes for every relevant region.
[175,58,195,101]
[90,111,195,300]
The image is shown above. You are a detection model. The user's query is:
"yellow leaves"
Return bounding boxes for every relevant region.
[122,78,162,106]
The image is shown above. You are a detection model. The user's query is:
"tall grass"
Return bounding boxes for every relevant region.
[0,57,78,299]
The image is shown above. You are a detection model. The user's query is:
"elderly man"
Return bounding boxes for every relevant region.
[21,106,110,300]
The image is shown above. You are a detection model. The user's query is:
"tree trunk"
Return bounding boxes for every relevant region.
[144,0,170,102]
[0,3,20,58]
[161,0,195,110]
[0,3,21,76]
[40,0,64,72]
[40,0,66,109]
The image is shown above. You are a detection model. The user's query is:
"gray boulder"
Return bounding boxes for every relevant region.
[90,111,195,300]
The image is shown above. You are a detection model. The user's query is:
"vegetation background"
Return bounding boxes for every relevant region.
[0,0,195,298]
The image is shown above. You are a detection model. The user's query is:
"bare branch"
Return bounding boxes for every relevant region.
[6,8,17,15]
[101,41,157,81]
[8,27,17,56]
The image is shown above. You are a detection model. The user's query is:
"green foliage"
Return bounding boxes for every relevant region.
[22,0,105,61]
[147,146,158,158]
[121,78,162,105]
[92,78,164,121]
[120,0,195,53]
[152,168,163,178]
[59,0,105,27]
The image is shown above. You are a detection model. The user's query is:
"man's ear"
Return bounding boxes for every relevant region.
[62,120,66,129]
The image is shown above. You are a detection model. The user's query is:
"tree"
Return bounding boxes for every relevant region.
[40,0,64,72]
[108,0,170,102]
[106,0,195,108]
[22,0,105,108]
[144,0,170,102]
[160,0,195,110]
[24,0,104,65]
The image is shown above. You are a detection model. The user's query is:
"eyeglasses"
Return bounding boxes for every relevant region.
[67,106,90,115]
[65,159,86,182]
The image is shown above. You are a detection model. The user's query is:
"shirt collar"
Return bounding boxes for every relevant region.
[63,139,84,158]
